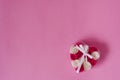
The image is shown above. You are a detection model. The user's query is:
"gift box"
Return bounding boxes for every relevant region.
[70,42,100,73]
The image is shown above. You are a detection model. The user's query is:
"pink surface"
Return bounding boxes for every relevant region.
[1,0,120,80]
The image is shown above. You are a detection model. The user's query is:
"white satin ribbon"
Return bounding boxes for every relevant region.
[75,44,93,73]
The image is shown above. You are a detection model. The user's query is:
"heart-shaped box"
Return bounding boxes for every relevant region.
[70,42,100,73]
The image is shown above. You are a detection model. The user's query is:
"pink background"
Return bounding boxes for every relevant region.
[0,0,120,80]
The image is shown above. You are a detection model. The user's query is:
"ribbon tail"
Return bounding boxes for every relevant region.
[76,56,84,73]
[86,53,93,59]
[75,45,85,54]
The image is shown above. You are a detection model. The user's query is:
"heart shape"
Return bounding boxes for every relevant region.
[69,42,100,73]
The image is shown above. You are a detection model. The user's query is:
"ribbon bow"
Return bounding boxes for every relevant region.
[75,44,93,73]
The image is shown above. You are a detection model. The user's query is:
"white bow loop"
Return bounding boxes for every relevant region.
[75,44,93,73]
